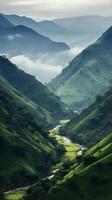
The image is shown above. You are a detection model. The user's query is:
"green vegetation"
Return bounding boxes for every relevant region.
[0,75,59,192]
[24,133,112,200]
[0,56,72,129]
[23,87,112,200]
[50,123,80,162]
[60,88,112,147]
[0,55,73,193]
[0,23,112,200]
[5,189,26,200]
[49,25,112,111]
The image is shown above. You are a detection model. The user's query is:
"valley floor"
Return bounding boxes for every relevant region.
[4,120,87,200]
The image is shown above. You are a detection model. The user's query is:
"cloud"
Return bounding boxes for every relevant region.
[7,35,14,40]
[10,47,82,83]
[10,55,63,83]
[10,47,83,83]
[7,34,22,40]
[1,0,112,20]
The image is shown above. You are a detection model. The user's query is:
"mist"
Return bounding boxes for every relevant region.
[10,47,83,83]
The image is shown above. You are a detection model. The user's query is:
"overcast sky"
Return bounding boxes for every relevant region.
[0,0,112,20]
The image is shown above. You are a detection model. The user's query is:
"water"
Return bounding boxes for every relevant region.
[61,136,72,144]
[61,135,87,155]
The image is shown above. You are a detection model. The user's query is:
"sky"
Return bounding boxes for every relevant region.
[0,0,112,20]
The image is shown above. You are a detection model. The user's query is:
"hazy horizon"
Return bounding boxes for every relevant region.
[1,0,112,20]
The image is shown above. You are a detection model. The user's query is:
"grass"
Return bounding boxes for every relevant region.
[55,135,80,160]
[5,189,26,200]
[47,133,112,200]
[50,120,80,163]
[62,87,112,147]
[0,76,57,191]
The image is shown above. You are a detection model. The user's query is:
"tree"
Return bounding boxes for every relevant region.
[0,192,4,200]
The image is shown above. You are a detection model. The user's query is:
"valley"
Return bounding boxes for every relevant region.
[0,7,112,200]
[4,120,86,200]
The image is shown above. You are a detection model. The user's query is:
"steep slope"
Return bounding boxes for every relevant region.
[60,88,112,147]
[0,14,13,28]
[0,75,57,192]
[49,25,112,111]
[24,133,112,200]
[0,15,69,57]
[0,56,71,128]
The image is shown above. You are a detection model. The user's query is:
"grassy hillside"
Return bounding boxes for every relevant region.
[49,26,112,111]
[60,88,112,147]
[0,76,58,192]
[0,56,72,128]
[24,133,112,200]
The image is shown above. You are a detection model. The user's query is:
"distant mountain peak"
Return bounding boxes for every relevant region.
[0,14,13,28]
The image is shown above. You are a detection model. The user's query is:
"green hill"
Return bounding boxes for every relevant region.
[48,133,112,200]
[0,56,72,129]
[0,75,58,192]
[24,133,112,200]
[49,25,112,111]
[60,88,112,147]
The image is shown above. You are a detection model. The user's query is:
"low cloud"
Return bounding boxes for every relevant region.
[10,47,83,83]
[10,55,63,83]
[7,34,22,41]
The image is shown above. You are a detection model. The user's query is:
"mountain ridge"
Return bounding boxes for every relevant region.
[49,25,112,111]
[0,15,69,57]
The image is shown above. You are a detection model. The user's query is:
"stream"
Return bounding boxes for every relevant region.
[4,121,87,197]
[60,135,87,155]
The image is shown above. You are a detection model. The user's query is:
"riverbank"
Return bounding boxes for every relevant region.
[4,120,87,200]
[50,120,87,161]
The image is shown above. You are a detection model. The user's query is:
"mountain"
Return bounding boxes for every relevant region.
[54,15,112,46]
[0,75,57,192]
[60,88,112,147]
[54,15,112,32]
[0,15,69,57]
[48,133,112,200]
[0,14,13,28]
[5,14,71,43]
[23,87,112,200]
[49,25,112,111]
[0,56,72,128]
[5,14,112,47]
[24,132,112,200]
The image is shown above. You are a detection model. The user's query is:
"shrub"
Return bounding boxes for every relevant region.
[56,144,66,156]
[83,155,97,165]
[13,145,26,157]
[0,193,4,200]
[76,155,83,163]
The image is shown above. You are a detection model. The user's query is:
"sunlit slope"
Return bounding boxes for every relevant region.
[24,133,112,200]
[61,88,112,147]
[49,26,112,111]
[48,133,112,200]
